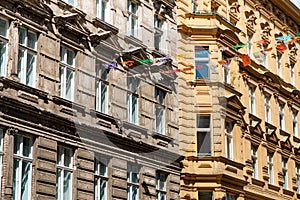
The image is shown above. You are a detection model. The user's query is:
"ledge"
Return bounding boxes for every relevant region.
[152,132,174,143]
[92,17,119,35]
[283,188,294,196]
[252,178,265,187]
[268,184,280,192]
[186,156,245,170]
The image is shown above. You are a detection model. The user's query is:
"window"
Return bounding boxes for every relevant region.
[13,135,33,200]
[96,60,109,114]
[264,94,271,123]
[247,33,253,59]
[127,0,138,37]
[279,103,285,130]
[95,157,108,200]
[267,152,274,184]
[96,0,110,22]
[56,146,73,200]
[0,129,3,195]
[0,18,8,77]
[226,194,236,200]
[62,0,74,5]
[155,88,166,134]
[282,158,288,189]
[291,63,295,85]
[251,145,258,179]
[198,191,213,200]
[154,16,165,52]
[156,171,167,200]
[18,27,37,87]
[293,110,298,137]
[127,164,139,200]
[222,53,230,84]
[195,46,209,79]
[262,45,268,68]
[225,121,233,160]
[197,115,211,156]
[277,53,282,76]
[296,165,300,194]
[60,46,75,101]
[127,76,139,124]
[191,0,198,13]
[248,86,255,115]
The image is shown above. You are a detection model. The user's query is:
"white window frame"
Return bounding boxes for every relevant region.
[94,157,108,200]
[247,33,253,59]
[96,60,109,114]
[279,103,285,130]
[293,110,298,137]
[262,45,268,68]
[154,15,166,52]
[56,146,73,200]
[18,27,37,87]
[195,46,210,79]
[191,0,198,13]
[251,145,258,179]
[127,0,138,37]
[282,158,288,189]
[127,164,139,200]
[264,94,271,123]
[155,88,166,134]
[277,52,282,77]
[96,0,110,22]
[267,152,274,184]
[248,86,256,115]
[222,54,230,84]
[13,134,33,200]
[60,46,75,101]
[0,18,8,77]
[127,76,139,125]
[291,63,295,85]
[156,171,167,200]
[225,121,233,160]
[197,114,211,156]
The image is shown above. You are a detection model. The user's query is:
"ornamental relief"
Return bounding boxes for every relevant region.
[245,10,257,30]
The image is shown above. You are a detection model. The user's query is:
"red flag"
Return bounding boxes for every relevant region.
[218,60,227,65]
[196,65,203,68]
[276,43,287,52]
[240,54,251,66]
[264,47,273,52]
[173,69,181,73]
[257,39,269,44]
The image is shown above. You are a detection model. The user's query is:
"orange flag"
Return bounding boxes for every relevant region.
[218,60,227,65]
[240,54,251,66]
[276,43,287,52]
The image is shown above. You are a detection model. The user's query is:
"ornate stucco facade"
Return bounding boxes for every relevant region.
[0,0,181,200]
[178,0,300,199]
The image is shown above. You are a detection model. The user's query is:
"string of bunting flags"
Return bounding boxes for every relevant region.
[177,32,300,67]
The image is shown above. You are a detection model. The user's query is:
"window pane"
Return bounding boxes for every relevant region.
[66,69,73,100]
[21,161,31,199]
[132,96,137,123]
[13,159,19,199]
[0,19,7,37]
[14,135,20,155]
[197,131,211,156]
[18,49,25,80]
[64,148,72,168]
[195,61,209,79]
[56,169,62,200]
[23,137,32,157]
[132,186,137,200]
[156,105,164,133]
[100,162,107,176]
[100,179,107,200]
[132,172,138,183]
[0,129,3,151]
[67,49,74,66]
[26,53,35,87]
[197,115,210,128]
[19,27,26,45]
[28,32,37,50]
[199,192,213,200]
[63,171,72,200]
[100,83,108,113]
[195,47,209,58]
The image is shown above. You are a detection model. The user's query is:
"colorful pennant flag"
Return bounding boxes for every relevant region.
[120,60,134,67]
[102,62,117,70]
[240,54,251,66]
[218,60,227,65]
[297,32,300,37]
[276,43,287,52]
[275,34,292,41]
[233,43,247,50]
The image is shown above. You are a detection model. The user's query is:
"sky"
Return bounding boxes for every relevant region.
[291,0,300,8]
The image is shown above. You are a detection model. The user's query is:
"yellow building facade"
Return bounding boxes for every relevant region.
[178,0,300,199]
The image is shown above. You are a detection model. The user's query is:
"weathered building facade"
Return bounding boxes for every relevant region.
[0,0,181,199]
[178,0,300,199]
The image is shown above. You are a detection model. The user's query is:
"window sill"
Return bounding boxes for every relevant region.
[92,17,119,34]
[124,35,146,48]
[252,178,265,187]
[152,132,173,143]
[268,184,280,192]
[53,96,85,114]
[283,188,294,196]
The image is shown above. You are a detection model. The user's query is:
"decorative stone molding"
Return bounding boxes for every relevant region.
[6,127,18,136]
[260,22,271,44]
[245,10,257,30]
